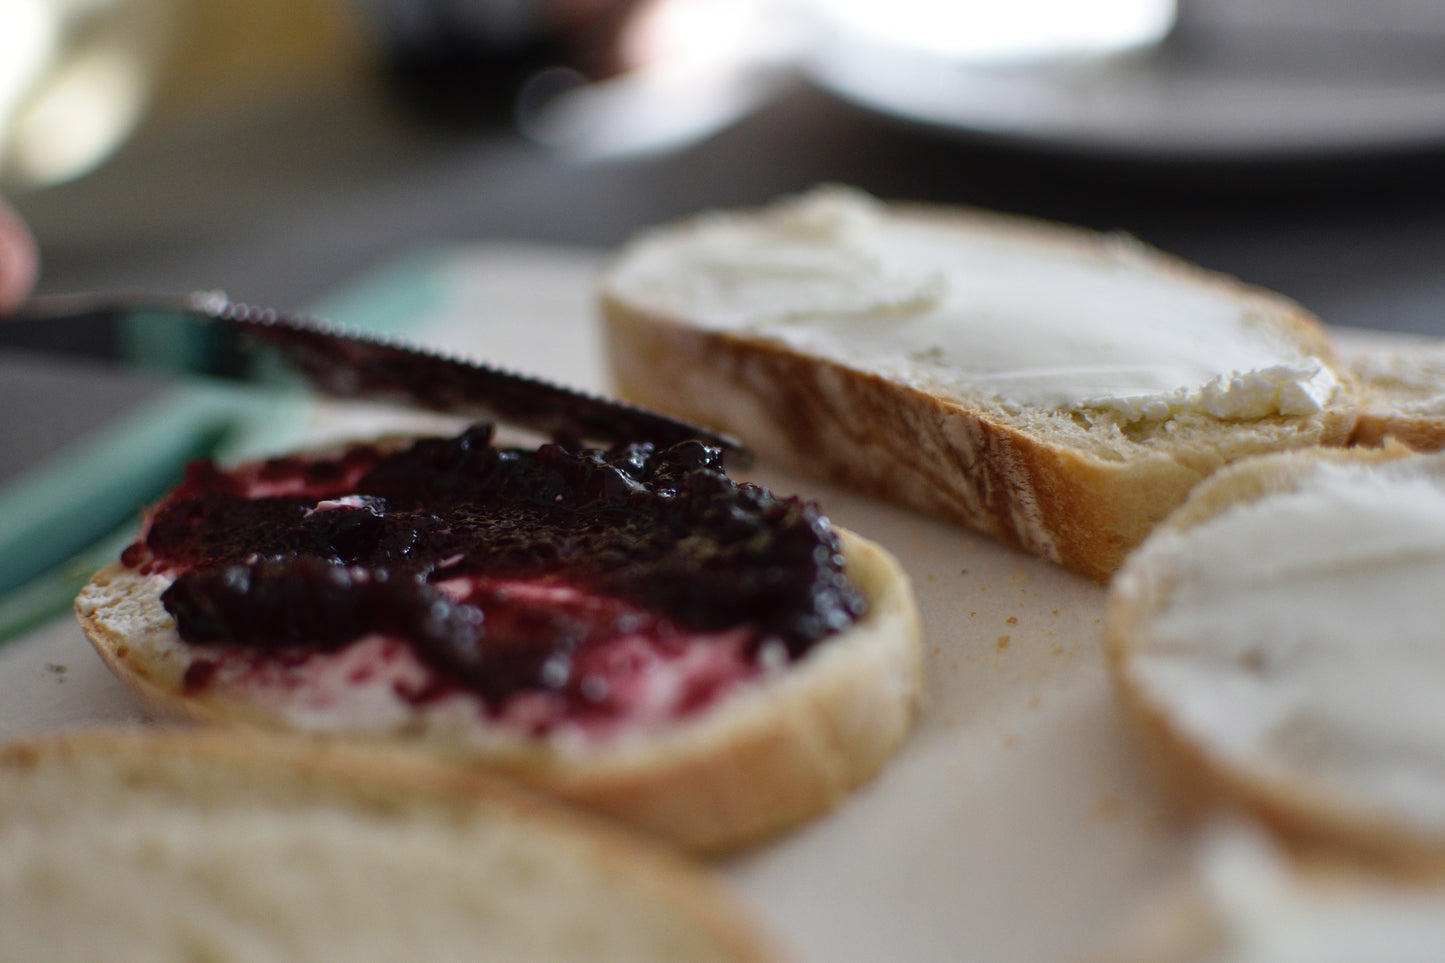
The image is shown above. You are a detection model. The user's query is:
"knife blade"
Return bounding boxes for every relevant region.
[0,292,751,465]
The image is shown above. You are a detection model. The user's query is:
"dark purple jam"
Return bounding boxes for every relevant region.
[129,426,866,723]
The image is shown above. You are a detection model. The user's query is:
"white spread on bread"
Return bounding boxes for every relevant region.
[1348,342,1445,417]
[1175,821,1445,963]
[89,568,763,751]
[605,186,1339,423]
[1120,454,1445,836]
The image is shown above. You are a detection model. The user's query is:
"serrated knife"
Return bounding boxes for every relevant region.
[0,291,750,464]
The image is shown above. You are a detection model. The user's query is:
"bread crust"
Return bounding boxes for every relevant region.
[600,197,1359,581]
[0,728,783,962]
[76,527,922,855]
[1105,446,1445,870]
[1352,414,1445,452]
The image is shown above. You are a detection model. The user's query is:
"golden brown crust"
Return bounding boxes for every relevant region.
[76,529,922,855]
[601,300,1355,582]
[599,198,1358,582]
[0,728,784,962]
[1351,414,1445,451]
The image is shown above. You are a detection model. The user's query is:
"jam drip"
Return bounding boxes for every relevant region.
[141,426,866,714]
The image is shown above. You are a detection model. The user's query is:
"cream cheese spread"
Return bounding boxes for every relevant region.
[1173,821,1445,963]
[1122,453,1445,837]
[1347,341,1445,417]
[605,186,1339,423]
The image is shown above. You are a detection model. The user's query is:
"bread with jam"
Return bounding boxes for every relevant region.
[599,186,1359,580]
[75,428,923,854]
[0,728,782,961]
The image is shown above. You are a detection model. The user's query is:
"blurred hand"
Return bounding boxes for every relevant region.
[0,197,38,312]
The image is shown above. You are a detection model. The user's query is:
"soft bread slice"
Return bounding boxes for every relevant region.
[77,524,922,855]
[599,186,1358,580]
[1106,445,1445,866]
[1105,820,1445,963]
[1333,328,1445,451]
[0,728,781,963]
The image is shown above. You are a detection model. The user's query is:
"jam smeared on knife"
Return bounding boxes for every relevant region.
[123,426,864,729]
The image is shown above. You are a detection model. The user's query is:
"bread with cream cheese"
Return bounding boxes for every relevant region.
[599,186,1359,580]
[1106,445,1445,865]
[1333,328,1445,451]
[0,728,781,962]
[1105,820,1445,963]
[75,457,923,855]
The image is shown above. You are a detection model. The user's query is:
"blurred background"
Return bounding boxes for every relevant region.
[5,0,1445,319]
[5,0,1445,477]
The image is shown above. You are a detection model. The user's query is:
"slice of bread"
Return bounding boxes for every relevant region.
[1105,820,1445,963]
[74,443,923,855]
[1333,328,1445,451]
[599,186,1359,580]
[0,728,781,962]
[1106,445,1445,866]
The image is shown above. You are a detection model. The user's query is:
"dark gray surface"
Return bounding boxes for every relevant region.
[7,79,1445,483]
[0,357,162,488]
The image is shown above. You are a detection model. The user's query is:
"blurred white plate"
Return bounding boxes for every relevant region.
[805,0,1445,159]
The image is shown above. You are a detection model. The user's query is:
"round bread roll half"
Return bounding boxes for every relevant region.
[75,435,923,855]
[1334,330,1445,452]
[1106,445,1445,865]
[600,185,1358,581]
[1107,820,1445,963]
[0,728,781,962]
